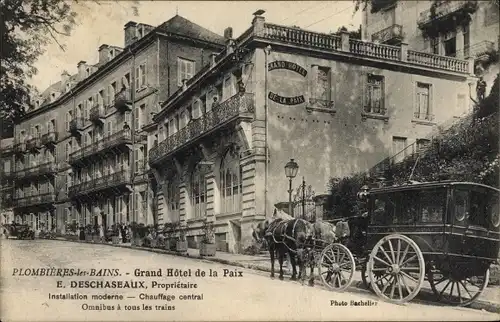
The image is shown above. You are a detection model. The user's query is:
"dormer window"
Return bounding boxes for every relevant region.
[66,83,71,92]
[86,68,91,76]
[108,49,114,60]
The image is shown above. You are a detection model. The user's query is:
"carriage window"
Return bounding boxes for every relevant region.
[371,195,396,225]
[455,190,469,222]
[469,190,488,228]
[420,189,446,223]
[397,192,418,224]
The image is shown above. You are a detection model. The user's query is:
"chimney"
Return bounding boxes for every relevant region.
[61,70,70,84]
[98,44,110,65]
[223,27,233,40]
[124,21,138,47]
[77,61,87,80]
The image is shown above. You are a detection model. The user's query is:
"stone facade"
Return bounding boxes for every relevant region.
[148,13,475,253]
[11,15,224,233]
[361,0,499,86]
[1,138,14,225]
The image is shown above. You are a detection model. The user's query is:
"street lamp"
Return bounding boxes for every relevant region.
[284,159,299,217]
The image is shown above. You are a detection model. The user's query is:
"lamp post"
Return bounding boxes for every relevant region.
[284,159,299,217]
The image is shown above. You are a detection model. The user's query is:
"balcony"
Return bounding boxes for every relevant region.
[466,40,497,62]
[69,117,85,136]
[14,161,57,180]
[41,131,58,147]
[26,137,41,151]
[0,168,13,179]
[149,93,254,165]
[13,142,26,154]
[89,105,105,124]
[259,23,472,74]
[68,170,132,198]
[68,128,132,164]
[115,89,132,111]
[417,1,478,29]
[13,192,56,209]
[371,24,404,46]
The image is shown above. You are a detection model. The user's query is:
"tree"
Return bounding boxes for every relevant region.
[0,0,139,130]
[353,0,397,13]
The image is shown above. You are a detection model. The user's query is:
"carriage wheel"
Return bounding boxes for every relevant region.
[428,268,490,307]
[368,234,425,304]
[318,243,355,292]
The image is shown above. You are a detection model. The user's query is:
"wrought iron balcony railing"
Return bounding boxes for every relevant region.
[41,131,58,146]
[14,192,56,208]
[68,129,132,164]
[371,24,404,45]
[26,137,41,151]
[149,93,254,165]
[417,1,478,27]
[89,105,105,124]
[115,89,132,111]
[14,161,57,180]
[68,170,132,198]
[69,117,85,135]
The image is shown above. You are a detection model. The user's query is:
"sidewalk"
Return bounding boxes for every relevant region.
[52,237,500,313]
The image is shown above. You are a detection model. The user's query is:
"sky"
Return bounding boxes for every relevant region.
[30,0,362,92]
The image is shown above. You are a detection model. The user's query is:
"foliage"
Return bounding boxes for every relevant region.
[84,224,93,235]
[325,174,368,219]
[353,0,397,14]
[66,221,78,234]
[335,25,361,39]
[178,224,187,242]
[201,219,215,244]
[327,73,499,215]
[0,0,139,124]
[137,223,148,238]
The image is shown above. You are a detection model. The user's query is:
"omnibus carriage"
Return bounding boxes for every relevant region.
[355,181,500,306]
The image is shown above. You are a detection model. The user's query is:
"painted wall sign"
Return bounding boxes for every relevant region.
[268,61,307,77]
[268,92,305,105]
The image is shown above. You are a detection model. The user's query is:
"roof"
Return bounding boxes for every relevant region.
[157,15,225,45]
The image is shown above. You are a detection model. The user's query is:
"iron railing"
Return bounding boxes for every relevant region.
[68,170,132,197]
[149,93,254,164]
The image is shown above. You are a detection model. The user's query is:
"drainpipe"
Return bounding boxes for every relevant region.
[129,47,136,225]
[264,45,271,218]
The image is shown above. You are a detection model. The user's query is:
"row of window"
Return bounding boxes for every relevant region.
[165,149,242,220]
[15,179,55,198]
[157,65,246,143]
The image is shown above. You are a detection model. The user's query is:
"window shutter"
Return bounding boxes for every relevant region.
[135,67,140,90]
[141,65,146,87]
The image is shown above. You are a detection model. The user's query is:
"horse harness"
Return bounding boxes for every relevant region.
[265,218,310,254]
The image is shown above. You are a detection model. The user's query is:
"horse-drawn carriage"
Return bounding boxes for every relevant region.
[325,181,499,306]
[254,180,499,307]
[3,223,35,240]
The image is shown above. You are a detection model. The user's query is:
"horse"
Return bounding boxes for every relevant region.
[252,214,313,281]
[298,219,351,286]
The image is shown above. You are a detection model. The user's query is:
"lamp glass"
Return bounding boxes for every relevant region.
[284,159,299,178]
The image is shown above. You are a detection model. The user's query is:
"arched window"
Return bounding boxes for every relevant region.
[166,175,180,222]
[191,164,207,219]
[220,149,242,214]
